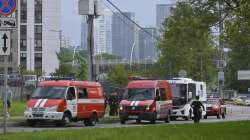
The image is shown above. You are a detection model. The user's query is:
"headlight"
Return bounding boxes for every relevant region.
[119,106,123,111]
[213,105,219,109]
[46,106,58,112]
[146,105,150,110]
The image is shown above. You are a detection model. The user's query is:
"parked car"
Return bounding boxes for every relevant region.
[244,98,250,106]
[204,98,226,119]
[234,96,247,105]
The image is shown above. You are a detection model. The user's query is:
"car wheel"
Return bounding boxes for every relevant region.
[150,112,156,124]
[84,113,98,126]
[217,113,221,119]
[170,116,176,121]
[136,119,141,124]
[56,113,71,127]
[185,110,192,121]
[221,110,226,119]
[120,119,126,124]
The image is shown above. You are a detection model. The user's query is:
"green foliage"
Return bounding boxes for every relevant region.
[158,2,217,83]
[0,101,26,117]
[74,53,88,80]
[1,121,250,140]
[107,64,128,86]
[52,48,88,80]
[224,1,250,92]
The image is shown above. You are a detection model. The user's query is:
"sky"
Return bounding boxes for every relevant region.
[61,0,174,46]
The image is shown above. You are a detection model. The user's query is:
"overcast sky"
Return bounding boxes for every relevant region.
[61,0,173,46]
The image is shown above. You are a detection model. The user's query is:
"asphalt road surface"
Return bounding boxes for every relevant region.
[1,105,250,134]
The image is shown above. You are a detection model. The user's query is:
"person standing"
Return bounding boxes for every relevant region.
[191,96,205,123]
[6,86,13,118]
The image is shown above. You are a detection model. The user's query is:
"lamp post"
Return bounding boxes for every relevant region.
[78,0,101,81]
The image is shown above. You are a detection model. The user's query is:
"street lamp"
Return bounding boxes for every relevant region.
[129,41,136,69]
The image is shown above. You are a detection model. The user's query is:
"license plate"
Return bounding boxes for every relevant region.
[129,115,138,119]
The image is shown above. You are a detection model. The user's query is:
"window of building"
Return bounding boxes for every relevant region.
[34,53,42,71]
[35,0,42,23]
[20,53,27,69]
[20,25,27,51]
[21,0,27,23]
[35,25,42,51]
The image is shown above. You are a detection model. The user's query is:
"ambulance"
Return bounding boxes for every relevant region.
[119,80,173,124]
[24,80,105,126]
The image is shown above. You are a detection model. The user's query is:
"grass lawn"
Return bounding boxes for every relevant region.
[0,101,26,117]
[1,121,250,140]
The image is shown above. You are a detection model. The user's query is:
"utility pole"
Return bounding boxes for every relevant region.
[0,0,17,134]
[87,15,95,81]
[79,0,101,81]
[218,0,225,98]
[3,55,8,134]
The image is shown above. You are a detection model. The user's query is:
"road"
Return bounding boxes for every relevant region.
[1,105,250,134]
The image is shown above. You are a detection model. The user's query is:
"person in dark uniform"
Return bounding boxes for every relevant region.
[108,92,119,116]
[191,96,205,123]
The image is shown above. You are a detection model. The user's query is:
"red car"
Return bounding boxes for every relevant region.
[204,98,226,119]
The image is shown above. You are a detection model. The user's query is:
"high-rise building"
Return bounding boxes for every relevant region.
[112,12,139,60]
[139,27,158,60]
[94,8,112,55]
[156,4,173,32]
[18,0,61,75]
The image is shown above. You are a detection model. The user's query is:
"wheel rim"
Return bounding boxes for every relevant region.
[65,116,70,124]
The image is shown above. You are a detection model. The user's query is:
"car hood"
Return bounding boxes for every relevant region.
[27,99,64,108]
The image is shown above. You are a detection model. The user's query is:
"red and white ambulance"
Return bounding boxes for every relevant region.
[119,80,173,124]
[24,80,105,126]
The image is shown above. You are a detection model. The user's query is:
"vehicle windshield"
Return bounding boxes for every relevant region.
[31,86,67,99]
[125,88,155,101]
[171,84,188,106]
[207,99,218,104]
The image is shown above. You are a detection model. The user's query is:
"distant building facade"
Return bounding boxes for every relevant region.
[139,27,158,60]
[94,8,112,55]
[156,4,173,33]
[17,0,61,75]
[112,12,139,60]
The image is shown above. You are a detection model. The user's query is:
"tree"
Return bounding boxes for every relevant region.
[53,48,76,77]
[224,1,250,92]
[74,52,88,80]
[107,64,128,87]
[158,2,217,83]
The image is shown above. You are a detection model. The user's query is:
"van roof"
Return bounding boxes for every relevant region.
[38,80,101,87]
[127,80,166,88]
